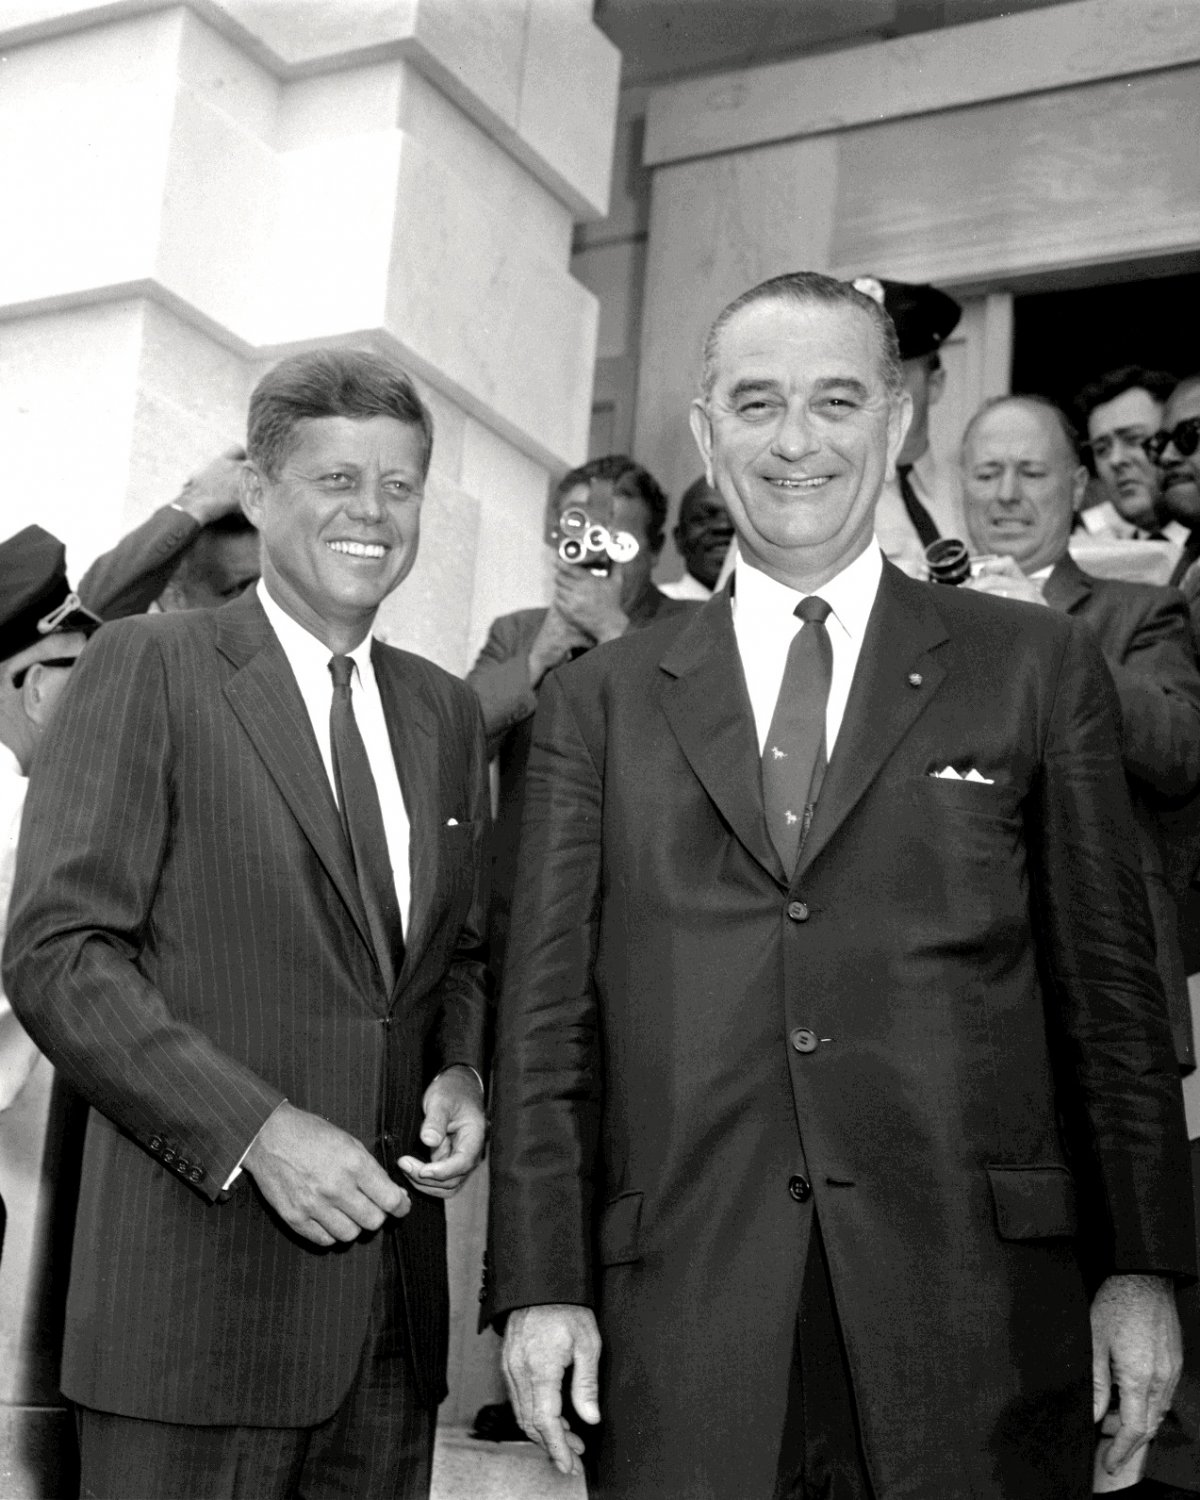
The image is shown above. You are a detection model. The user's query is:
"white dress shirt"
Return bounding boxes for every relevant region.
[732,544,883,757]
[659,571,714,602]
[0,746,42,1110]
[257,582,412,935]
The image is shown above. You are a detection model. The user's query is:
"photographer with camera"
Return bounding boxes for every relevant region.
[468,455,694,976]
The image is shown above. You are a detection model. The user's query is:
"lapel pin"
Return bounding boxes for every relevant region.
[907,672,923,688]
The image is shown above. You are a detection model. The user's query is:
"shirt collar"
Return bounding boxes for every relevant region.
[733,542,883,644]
[0,743,23,780]
[256,580,375,682]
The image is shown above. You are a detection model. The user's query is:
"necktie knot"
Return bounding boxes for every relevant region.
[329,654,354,691]
[795,595,832,626]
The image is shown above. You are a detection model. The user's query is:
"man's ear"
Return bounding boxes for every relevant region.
[21,662,56,729]
[1070,464,1089,513]
[927,364,947,409]
[886,391,914,479]
[688,399,715,486]
[240,463,265,528]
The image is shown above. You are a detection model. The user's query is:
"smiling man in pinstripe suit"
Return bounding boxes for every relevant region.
[2,349,491,1499]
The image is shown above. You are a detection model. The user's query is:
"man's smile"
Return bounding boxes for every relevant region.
[326,539,389,559]
[765,475,833,491]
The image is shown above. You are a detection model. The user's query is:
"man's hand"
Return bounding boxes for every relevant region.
[963,554,1048,605]
[1091,1272,1182,1476]
[528,603,592,689]
[243,1100,409,1246]
[502,1304,601,1476]
[397,1065,487,1198]
[174,446,247,526]
[553,559,630,645]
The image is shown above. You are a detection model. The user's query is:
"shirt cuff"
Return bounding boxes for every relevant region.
[436,1063,485,1099]
[223,1098,288,1191]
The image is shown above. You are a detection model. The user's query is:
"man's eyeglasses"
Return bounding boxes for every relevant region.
[1143,417,1200,465]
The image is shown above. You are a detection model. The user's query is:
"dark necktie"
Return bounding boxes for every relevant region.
[762,596,833,875]
[328,655,405,992]
[896,464,941,550]
[1169,530,1200,589]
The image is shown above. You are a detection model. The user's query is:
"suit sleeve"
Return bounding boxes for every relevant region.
[76,505,201,620]
[466,615,540,759]
[0,623,282,1202]
[1031,621,1196,1278]
[485,669,603,1323]
[430,685,493,1081]
[1099,589,1200,799]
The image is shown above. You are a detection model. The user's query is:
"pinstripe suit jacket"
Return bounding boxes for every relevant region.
[1,589,491,1425]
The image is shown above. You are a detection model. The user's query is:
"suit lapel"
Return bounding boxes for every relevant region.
[216,592,375,964]
[373,643,437,995]
[659,594,787,884]
[1042,555,1092,615]
[796,564,949,879]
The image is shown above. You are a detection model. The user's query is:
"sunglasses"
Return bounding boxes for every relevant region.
[1143,417,1200,465]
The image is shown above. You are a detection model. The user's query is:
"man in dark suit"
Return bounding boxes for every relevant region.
[3,350,490,1499]
[485,272,1194,1499]
[467,454,692,976]
[961,393,1200,1075]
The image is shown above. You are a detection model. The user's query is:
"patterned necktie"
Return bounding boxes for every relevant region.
[762,596,833,875]
[328,655,405,992]
[896,464,940,550]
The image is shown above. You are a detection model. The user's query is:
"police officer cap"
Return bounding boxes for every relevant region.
[0,526,102,664]
[851,276,961,362]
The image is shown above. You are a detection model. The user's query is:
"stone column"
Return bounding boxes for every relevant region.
[0,2,619,1488]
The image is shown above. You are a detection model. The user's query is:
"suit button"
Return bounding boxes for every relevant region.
[787,901,809,922]
[149,1136,163,1153]
[790,1028,818,1054]
[189,1167,205,1183]
[175,1156,190,1174]
[789,1174,812,1203]
[162,1149,176,1166]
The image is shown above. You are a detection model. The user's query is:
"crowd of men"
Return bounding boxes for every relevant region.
[2,272,1200,1499]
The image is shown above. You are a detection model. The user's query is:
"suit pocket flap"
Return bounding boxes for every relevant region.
[598,1191,643,1266]
[987,1164,1077,1240]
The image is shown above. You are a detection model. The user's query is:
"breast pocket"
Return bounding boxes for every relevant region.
[912,775,1022,824]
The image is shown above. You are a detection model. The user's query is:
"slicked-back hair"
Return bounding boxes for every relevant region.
[1075,364,1178,427]
[961,393,1082,466]
[247,349,434,480]
[554,453,669,554]
[700,271,904,402]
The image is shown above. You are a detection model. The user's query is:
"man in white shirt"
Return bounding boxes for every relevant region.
[1074,367,1183,542]
[659,476,734,601]
[486,273,1193,1500]
[3,350,490,1500]
[853,276,970,578]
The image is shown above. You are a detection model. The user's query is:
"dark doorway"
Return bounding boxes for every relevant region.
[1010,269,1200,425]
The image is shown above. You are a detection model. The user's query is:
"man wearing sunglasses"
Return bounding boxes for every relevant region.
[1147,379,1200,603]
[0,527,102,1260]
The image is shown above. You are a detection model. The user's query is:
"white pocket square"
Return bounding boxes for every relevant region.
[445,817,459,826]
[930,765,995,784]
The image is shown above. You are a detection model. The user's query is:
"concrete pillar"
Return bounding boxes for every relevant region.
[0,2,620,1488]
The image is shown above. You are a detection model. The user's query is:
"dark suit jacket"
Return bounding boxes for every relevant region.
[467,585,694,978]
[2,589,490,1425]
[1043,555,1200,1068]
[487,564,1194,1500]
[77,504,203,619]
